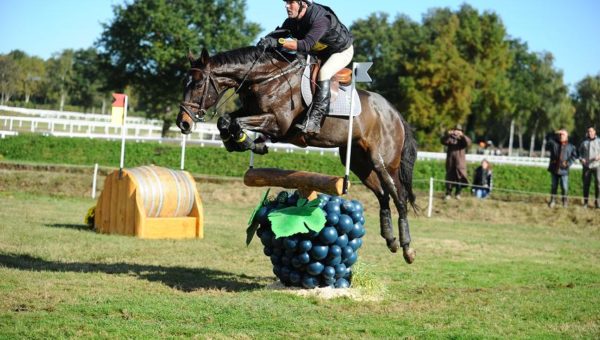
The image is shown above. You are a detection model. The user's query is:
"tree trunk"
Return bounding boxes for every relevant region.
[529,133,536,157]
[161,106,174,137]
[60,92,66,111]
[25,92,30,103]
[101,99,106,115]
[529,120,539,157]
[517,128,523,156]
[508,118,515,156]
[541,139,547,158]
[161,119,172,137]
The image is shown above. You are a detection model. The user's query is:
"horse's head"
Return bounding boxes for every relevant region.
[177,48,222,134]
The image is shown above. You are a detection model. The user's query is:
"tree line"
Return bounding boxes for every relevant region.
[0,0,598,151]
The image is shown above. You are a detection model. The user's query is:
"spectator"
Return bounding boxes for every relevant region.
[441,124,471,200]
[472,159,493,199]
[578,126,600,208]
[546,129,578,207]
[476,141,487,155]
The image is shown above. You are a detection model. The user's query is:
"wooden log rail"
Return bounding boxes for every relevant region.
[243,168,347,200]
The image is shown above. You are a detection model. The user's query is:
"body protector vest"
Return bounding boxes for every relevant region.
[282,3,353,57]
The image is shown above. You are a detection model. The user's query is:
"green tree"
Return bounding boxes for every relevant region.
[70,48,109,112]
[46,49,75,111]
[20,55,46,104]
[96,0,260,135]
[506,39,540,153]
[572,74,600,140]
[0,54,19,104]
[455,5,512,141]
[402,9,477,146]
[351,13,420,108]
[527,52,574,155]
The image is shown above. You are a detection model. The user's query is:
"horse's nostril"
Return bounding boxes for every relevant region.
[181,121,191,131]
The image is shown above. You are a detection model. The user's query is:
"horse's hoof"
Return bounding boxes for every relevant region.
[252,143,268,155]
[386,238,400,253]
[403,247,416,264]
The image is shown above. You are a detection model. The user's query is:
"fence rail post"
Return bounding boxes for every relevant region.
[427,177,434,218]
[92,163,99,199]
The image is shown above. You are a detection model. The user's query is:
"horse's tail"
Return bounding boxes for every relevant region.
[400,116,418,213]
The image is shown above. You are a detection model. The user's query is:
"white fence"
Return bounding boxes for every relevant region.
[1,105,579,166]
[0,105,162,126]
[0,106,339,155]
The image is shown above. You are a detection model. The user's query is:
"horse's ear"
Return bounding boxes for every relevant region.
[187,50,195,65]
[200,48,210,65]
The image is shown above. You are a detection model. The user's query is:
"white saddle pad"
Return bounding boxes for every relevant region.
[300,64,361,117]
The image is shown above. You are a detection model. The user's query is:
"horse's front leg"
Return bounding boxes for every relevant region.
[217,113,274,155]
[235,113,283,137]
[217,114,241,152]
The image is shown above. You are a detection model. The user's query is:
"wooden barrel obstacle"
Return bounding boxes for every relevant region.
[94,165,203,239]
[243,167,348,200]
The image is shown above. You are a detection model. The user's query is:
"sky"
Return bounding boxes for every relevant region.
[1,0,598,88]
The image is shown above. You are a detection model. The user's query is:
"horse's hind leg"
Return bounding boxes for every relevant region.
[393,177,416,264]
[370,153,416,264]
[339,146,400,253]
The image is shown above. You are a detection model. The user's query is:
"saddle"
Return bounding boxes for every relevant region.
[301,56,361,117]
[309,59,352,102]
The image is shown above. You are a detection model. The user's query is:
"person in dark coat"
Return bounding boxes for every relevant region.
[441,125,472,200]
[472,159,493,198]
[546,129,578,207]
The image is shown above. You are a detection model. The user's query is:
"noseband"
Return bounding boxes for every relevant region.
[180,68,221,123]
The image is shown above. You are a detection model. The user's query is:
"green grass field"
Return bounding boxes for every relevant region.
[1,169,599,338]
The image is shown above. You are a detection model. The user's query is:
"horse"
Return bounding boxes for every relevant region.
[177,47,417,264]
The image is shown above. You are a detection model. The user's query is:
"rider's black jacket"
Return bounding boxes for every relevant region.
[280,3,353,58]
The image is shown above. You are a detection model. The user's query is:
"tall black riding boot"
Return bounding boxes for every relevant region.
[300,80,330,134]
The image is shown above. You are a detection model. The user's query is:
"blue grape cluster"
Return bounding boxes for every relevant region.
[256,191,366,289]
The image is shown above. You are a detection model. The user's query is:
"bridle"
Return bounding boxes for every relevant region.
[179,68,222,123]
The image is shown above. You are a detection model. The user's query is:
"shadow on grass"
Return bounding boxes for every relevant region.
[45,223,94,232]
[0,253,270,292]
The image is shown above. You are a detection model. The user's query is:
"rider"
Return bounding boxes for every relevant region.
[258,0,354,134]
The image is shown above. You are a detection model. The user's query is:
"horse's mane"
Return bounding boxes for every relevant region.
[210,46,300,67]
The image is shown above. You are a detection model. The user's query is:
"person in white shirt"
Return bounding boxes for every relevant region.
[578,126,600,208]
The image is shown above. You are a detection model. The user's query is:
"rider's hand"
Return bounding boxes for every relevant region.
[257,36,279,49]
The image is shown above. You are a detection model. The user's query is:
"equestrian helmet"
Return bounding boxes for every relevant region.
[282,0,313,4]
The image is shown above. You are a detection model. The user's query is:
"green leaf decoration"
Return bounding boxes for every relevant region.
[296,197,308,207]
[246,189,270,246]
[268,198,326,238]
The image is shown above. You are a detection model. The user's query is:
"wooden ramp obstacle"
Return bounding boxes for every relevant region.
[94,165,203,239]
[243,167,347,199]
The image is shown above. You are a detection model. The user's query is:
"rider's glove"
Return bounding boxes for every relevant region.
[257,36,279,50]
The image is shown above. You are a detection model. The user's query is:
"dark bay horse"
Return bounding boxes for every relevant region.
[177,47,417,264]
